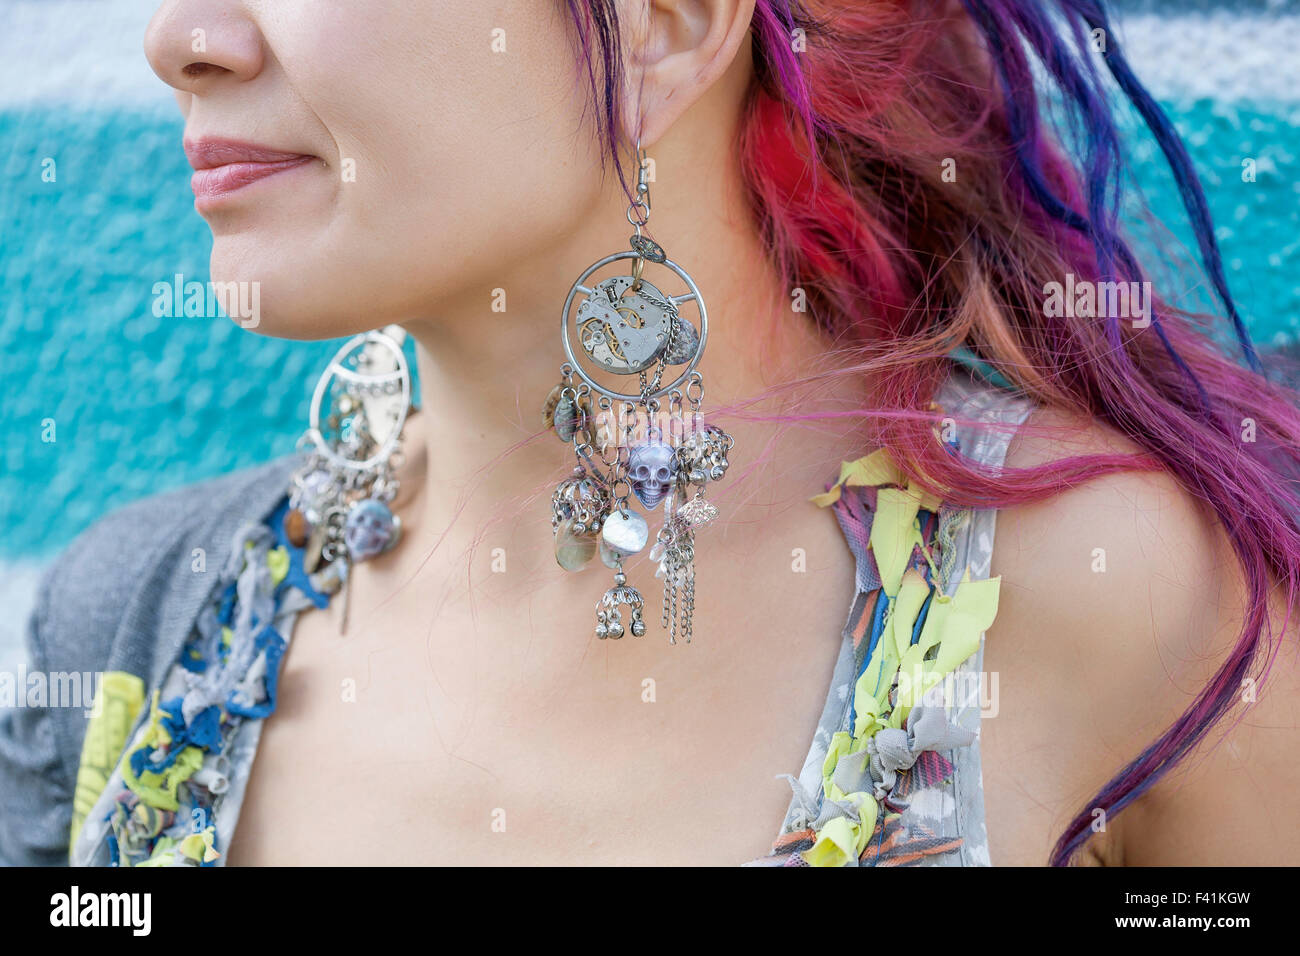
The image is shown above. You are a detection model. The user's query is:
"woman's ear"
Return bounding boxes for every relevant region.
[619,0,757,148]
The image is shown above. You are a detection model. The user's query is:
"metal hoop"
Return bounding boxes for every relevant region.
[307,329,411,471]
[560,251,708,404]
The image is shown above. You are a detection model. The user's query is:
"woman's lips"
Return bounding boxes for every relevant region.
[185,138,317,206]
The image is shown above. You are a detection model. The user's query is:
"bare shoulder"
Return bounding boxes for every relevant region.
[979,403,1300,865]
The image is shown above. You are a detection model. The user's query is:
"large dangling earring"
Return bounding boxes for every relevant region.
[544,140,734,644]
[285,324,413,634]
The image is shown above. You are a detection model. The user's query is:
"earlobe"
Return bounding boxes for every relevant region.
[619,0,756,148]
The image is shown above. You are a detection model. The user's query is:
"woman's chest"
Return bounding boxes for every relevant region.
[223,589,846,865]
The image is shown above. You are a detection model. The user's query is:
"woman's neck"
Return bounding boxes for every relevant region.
[394,125,870,569]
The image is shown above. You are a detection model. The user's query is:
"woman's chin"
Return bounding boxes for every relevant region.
[208,253,367,341]
[217,302,366,342]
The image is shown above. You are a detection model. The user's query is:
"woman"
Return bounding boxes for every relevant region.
[3,0,1299,867]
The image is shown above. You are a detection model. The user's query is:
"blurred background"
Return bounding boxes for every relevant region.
[2,0,1299,670]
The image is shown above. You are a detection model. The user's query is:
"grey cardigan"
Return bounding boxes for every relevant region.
[0,455,298,866]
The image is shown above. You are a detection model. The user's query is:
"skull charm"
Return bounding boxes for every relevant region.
[628,435,678,509]
[343,497,400,561]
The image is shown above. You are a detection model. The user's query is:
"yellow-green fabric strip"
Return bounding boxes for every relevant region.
[870,488,921,598]
[69,671,146,856]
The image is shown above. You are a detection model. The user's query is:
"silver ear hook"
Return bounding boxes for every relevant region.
[634,137,651,215]
[628,137,652,290]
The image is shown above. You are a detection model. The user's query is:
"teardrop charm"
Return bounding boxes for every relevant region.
[662,315,701,365]
[541,383,565,430]
[555,518,597,571]
[283,507,311,548]
[598,534,623,570]
[554,393,582,442]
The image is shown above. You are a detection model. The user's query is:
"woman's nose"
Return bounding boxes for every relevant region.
[144,0,264,94]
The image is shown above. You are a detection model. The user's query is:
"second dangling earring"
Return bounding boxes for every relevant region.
[543,138,734,645]
[285,324,413,635]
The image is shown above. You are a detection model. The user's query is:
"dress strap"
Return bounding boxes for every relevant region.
[747,363,1036,867]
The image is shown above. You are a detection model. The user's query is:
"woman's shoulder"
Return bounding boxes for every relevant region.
[993,402,1235,649]
[31,455,299,677]
[984,403,1300,863]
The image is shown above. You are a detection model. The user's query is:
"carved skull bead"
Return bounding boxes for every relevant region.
[344,498,399,561]
[628,438,677,509]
